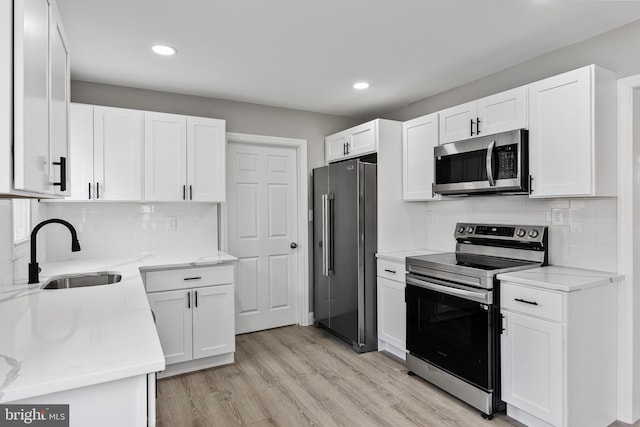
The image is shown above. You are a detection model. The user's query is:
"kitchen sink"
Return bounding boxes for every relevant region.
[41,272,122,289]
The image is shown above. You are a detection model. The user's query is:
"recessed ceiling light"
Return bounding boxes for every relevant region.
[152,45,177,56]
[353,82,370,90]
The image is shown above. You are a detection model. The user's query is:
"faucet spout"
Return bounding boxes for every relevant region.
[28,219,81,284]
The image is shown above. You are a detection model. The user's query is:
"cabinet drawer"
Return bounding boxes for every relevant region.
[145,264,234,293]
[377,259,405,283]
[501,282,564,322]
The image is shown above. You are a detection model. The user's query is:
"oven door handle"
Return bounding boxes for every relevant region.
[406,276,492,305]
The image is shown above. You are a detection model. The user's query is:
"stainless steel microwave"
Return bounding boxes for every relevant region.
[433,129,529,195]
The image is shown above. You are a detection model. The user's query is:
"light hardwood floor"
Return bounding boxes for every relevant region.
[157,325,527,426]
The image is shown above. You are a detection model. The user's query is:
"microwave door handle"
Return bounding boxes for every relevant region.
[486,140,496,187]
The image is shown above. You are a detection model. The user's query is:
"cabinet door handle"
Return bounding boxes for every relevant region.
[189,185,193,200]
[195,290,198,308]
[343,142,346,155]
[470,119,475,136]
[183,276,202,281]
[187,291,191,309]
[514,298,538,306]
[96,182,100,199]
[346,143,350,155]
[88,183,92,200]
[476,117,481,135]
[183,185,186,200]
[384,269,396,274]
[53,157,67,191]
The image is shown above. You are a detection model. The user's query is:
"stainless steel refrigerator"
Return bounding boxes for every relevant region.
[313,159,377,353]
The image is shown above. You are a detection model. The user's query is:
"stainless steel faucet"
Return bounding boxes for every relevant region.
[28,219,81,284]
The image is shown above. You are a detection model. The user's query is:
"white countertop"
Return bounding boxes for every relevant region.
[376,249,443,262]
[497,265,623,292]
[0,252,237,403]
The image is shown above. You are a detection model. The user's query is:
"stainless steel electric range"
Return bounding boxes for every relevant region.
[405,223,548,419]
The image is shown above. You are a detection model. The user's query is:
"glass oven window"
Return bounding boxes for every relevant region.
[406,283,494,390]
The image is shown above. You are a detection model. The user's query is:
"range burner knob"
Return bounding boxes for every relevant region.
[528,229,539,238]
[457,225,465,234]
[516,229,526,238]
[466,226,475,234]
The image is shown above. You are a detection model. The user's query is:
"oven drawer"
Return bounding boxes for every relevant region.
[377,259,405,282]
[501,282,564,322]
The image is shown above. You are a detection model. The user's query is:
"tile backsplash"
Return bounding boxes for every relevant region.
[418,196,617,272]
[38,202,220,262]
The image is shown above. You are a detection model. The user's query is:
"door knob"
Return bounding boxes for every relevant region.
[290,242,298,249]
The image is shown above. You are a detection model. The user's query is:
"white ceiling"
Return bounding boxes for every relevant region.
[57,0,640,118]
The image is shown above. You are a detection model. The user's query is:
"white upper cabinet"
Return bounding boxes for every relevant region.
[68,104,143,201]
[439,86,527,144]
[49,1,70,196]
[325,120,378,163]
[145,113,226,202]
[402,112,439,201]
[187,116,226,202]
[528,65,616,198]
[1,0,71,197]
[144,112,187,202]
[93,106,143,200]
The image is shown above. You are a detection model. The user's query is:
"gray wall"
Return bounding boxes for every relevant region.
[379,19,640,122]
[71,80,359,173]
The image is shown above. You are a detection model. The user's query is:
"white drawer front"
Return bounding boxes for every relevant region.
[377,259,405,283]
[501,282,564,322]
[145,264,234,293]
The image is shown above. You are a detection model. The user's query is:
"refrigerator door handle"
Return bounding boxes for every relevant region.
[321,194,328,276]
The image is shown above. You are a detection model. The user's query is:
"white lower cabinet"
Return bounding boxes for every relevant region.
[500,280,617,427]
[145,264,235,378]
[376,258,406,360]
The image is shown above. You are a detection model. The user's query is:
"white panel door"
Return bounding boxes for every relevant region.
[148,290,193,365]
[501,311,563,426]
[529,67,592,197]
[228,142,299,334]
[49,2,70,197]
[93,106,143,200]
[439,101,477,144]
[144,112,187,201]
[477,86,527,136]
[69,104,94,200]
[192,284,235,359]
[402,112,439,201]
[186,116,225,202]
[13,0,51,194]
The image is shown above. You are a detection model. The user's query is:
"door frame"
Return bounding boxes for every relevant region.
[223,132,310,327]
[617,74,640,423]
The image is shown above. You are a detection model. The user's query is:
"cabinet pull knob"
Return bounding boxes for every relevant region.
[96,182,100,199]
[476,117,481,135]
[53,157,67,191]
[88,183,92,200]
[514,298,538,306]
[384,269,396,274]
[182,185,186,200]
[470,119,475,136]
[187,291,191,309]
[195,290,198,308]
[184,276,202,281]
[189,185,193,200]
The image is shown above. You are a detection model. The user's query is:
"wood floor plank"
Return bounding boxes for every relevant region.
[156,325,524,427]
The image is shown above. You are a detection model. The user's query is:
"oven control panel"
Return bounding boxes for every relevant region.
[455,223,546,243]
